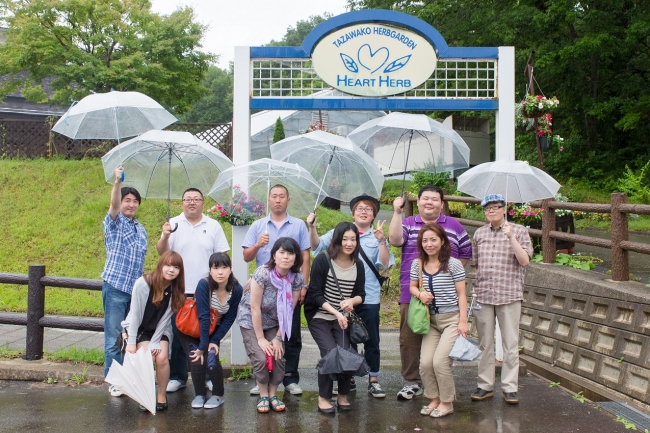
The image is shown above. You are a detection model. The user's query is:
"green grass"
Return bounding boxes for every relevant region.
[0,344,22,359]
[46,346,104,365]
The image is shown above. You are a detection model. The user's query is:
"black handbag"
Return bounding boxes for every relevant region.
[358,247,389,288]
[326,255,369,345]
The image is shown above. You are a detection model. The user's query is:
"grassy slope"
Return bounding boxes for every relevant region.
[0,160,358,317]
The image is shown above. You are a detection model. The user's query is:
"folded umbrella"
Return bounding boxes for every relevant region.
[449,336,482,362]
[105,347,157,414]
[316,345,369,377]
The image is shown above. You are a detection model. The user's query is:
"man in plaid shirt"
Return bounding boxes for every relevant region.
[101,167,148,397]
[471,193,532,405]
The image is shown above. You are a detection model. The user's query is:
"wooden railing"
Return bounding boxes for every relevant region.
[405,192,650,282]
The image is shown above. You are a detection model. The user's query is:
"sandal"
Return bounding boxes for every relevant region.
[257,397,270,413]
[269,396,285,412]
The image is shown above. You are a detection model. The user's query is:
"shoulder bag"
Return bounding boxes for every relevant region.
[326,255,369,344]
[358,246,389,288]
[175,278,219,338]
[407,259,430,335]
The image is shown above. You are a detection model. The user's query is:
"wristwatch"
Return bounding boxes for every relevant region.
[378,239,387,246]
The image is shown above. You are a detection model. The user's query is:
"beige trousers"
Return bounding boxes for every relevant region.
[475,301,521,393]
[419,311,459,402]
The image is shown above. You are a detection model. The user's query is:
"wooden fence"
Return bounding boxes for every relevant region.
[404,193,650,282]
[0,119,232,160]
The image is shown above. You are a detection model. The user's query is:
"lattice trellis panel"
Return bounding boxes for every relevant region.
[251,58,497,99]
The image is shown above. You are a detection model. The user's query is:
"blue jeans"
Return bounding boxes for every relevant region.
[102,282,131,377]
[169,312,189,384]
[351,303,381,377]
[283,304,302,386]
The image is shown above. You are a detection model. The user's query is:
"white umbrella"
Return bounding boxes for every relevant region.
[270,130,384,209]
[348,112,470,197]
[105,347,156,415]
[456,160,561,203]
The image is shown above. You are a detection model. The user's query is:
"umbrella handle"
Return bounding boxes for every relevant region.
[170,223,178,233]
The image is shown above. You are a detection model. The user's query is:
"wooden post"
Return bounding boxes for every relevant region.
[610,193,629,281]
[24,264,45,360]
[541,198,556,263]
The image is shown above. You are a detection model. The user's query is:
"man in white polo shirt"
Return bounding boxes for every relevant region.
[156,187,230,393]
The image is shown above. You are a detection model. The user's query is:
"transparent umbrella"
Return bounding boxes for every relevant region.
[270,130,384,210]
[105,347,157,415]
[101,130,233,229]
[348,112,470,197]
[207,158,325,219]
[456,160,561,203]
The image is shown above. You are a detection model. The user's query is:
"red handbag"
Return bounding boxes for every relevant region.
[175,280,218,338]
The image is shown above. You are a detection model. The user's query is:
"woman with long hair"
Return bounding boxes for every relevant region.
[304,222,366,414]
[178,252,243,409]
[122,250,186,412]
[237,237,304,414]
[410,223,468,418]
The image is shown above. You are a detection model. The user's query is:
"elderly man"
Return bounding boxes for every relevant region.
[307,194,395,398]
[102,167,148,397]
[157,187,230,393]
[388,185,472,400]
[242,184,310,396]
[471,194,533,405]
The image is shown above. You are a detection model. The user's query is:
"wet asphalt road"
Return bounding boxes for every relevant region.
[0,367,628,433]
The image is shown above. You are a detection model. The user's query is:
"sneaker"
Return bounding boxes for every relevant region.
[471,388,494,401]
[284,383,303,395]
[503,391,519,405]
[108,384,123,397]
[206,380,213,392]
[332,386,338,396]
[203,395,225,409]
[250,385,260,395]
[368,381,386,398]
[397,384,422,400]
[166,380,186,393]
[350,378,357,392]
[191,395,205,409]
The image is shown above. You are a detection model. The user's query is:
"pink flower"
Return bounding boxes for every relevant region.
[220,211,228,217]
[559,146,564,152]
[217,205,223,211]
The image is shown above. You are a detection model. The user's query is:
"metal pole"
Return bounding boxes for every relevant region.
[24,264,45,360]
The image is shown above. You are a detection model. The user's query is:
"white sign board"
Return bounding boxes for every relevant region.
[312,23,437,97]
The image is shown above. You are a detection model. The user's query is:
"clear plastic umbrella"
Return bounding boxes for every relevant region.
[105,347,157,415]
[456,160,561,203]
[101,130,234,229]
[270,130,384,209]
[348,112,471,197]
[207,158,325,218]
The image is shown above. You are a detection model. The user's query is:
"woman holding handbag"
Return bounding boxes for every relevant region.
[236,237,304,414]
[304,222,366,414]
[410,223,468,418]
[121,250,186,412]
[177,252,243,409]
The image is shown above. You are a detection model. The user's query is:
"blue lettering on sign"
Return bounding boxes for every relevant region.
[332,27,372,48]
[337,75,410,88]
[372,26,417,50]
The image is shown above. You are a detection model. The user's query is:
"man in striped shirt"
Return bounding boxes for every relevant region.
[470,194,532,405]
[388,185,472,400]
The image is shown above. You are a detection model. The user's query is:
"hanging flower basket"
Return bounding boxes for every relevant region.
[519,95,560,118]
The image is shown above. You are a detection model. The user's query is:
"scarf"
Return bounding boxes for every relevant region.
[269,266,295,340]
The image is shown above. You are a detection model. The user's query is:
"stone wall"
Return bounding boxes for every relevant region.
[467,263,650,406]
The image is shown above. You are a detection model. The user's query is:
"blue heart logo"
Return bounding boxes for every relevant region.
[357,44,389,74]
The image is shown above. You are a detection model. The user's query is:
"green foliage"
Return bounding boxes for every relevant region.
[47,346,104,365]
[230,366,252,381]
[572,391,587,403]
[67,366,89,384]
[0,0,214,113]
[615,416,637,430]
[0,344,22,359]
[617,161,650,204]
[272,117,286,143]
[380,179,413,204]
[549,382,560,388]
[267,14,332,46]
[43,377,58,384]
[410,165,452,195]
[532,253,602,271]
[180,66,234,123]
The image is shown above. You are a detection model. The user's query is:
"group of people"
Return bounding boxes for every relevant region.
[101,165,533,418]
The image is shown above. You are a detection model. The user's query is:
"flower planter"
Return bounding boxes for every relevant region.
[522,108,546,118]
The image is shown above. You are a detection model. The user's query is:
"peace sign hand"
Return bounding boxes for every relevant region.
[374,220,386,242]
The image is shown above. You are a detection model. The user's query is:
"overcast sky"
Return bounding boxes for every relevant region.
[150,0,350,68]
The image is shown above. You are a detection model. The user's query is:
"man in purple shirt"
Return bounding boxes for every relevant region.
[388,185,472,400]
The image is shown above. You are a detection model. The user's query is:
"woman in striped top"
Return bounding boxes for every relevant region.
[177,252,243,410]
[305,222,366,414]
[409,223,468,418]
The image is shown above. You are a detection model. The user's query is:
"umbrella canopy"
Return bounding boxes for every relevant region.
[270,130,384,202]
[456,160,561,203]
[316,345,370,377]
[208,158,324,219]
[52,91,177,140]
[348,112,471,174]
[105,347,156,414]
[448,336,482,362]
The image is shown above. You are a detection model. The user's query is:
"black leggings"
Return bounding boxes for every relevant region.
[177,332,224,398]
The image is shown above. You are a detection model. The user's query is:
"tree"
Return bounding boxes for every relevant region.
[181,65,233,123]
[0,0,214,114]
[272,117,285,143]
[267,14,332,46]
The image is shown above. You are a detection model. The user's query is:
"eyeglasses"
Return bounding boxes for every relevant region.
[484,205,505,212]
[182,198,203,203]
[355,207,374,214]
